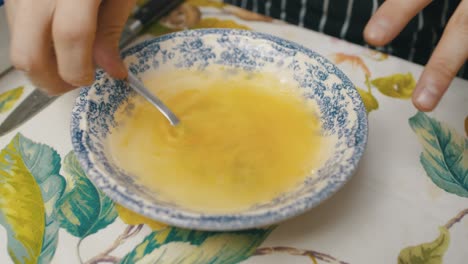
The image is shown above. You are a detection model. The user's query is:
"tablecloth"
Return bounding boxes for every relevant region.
[0,1,466,263]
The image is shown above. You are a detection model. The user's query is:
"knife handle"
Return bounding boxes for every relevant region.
[133,0,184,25]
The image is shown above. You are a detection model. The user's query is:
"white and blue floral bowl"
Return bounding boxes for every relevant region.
[71,29,368,231]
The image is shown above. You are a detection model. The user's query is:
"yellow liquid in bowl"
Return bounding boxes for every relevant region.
[108,69,325,213]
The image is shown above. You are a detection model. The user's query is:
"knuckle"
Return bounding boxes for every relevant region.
[60,71,94,87]
[35,77,76,96]
[429,56,458,79]
[10,50,41,72]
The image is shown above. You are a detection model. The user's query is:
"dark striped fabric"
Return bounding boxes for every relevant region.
[224,0,467,79]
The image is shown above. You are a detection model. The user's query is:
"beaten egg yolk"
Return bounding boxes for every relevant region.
[108,68,325,213]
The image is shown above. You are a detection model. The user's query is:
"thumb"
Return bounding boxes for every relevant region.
[93,0,136,79]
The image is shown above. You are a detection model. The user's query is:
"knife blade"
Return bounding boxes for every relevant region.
[0,89,57,136]
[0,0,183,137]
[120,0,184,48]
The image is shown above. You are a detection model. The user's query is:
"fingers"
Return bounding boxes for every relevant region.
[93,0,136,79]
[364,0,431,46]
[7,0,134,94]
[412,0,468,111]
[52,0,101,87]
[4,0,17,28]
[8,0,73,95]
[8,0,53,71]
[365,0,468,111]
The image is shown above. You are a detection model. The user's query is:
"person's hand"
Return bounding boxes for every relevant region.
[5,0,136,95]
[364,0,468,112]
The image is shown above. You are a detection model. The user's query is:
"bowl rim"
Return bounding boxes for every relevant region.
[71,28,368,231]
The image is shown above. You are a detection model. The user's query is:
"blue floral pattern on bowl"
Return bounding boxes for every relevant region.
[71,29,368,231]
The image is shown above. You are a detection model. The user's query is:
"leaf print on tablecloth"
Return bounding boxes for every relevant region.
[364,50,389,61]
[356,86,379,113]
[398,227,449,264]
[186,0,225,8]
[0,86,24,113]
[116,204,167,231]
[84,225,144,264]
[184,0,273,22]
[120,227,273,264]
[332,53,371,77]
[192,18,250,30]
[160,3,202,29]
[0,133,65,264]
[147,14,249,36]
[409,112,468,197]
[136,0,148,6]
[371,73,416,99]
[56,152,118,239]
[222,5,274,22]
[144,23,177,37]
[253,247,349,263]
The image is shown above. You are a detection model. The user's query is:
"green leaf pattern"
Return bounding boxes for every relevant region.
[409,112,468,197]
[0,134,65,264]
[371,73,416,99]
[0,1,465,262]
[0,136,45,264]
[120,227,273,264]
[0,91,465,264]
[56,152,118,238]
[356,86,379,113]
[398,227,450,264]
[0,86,24,113]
